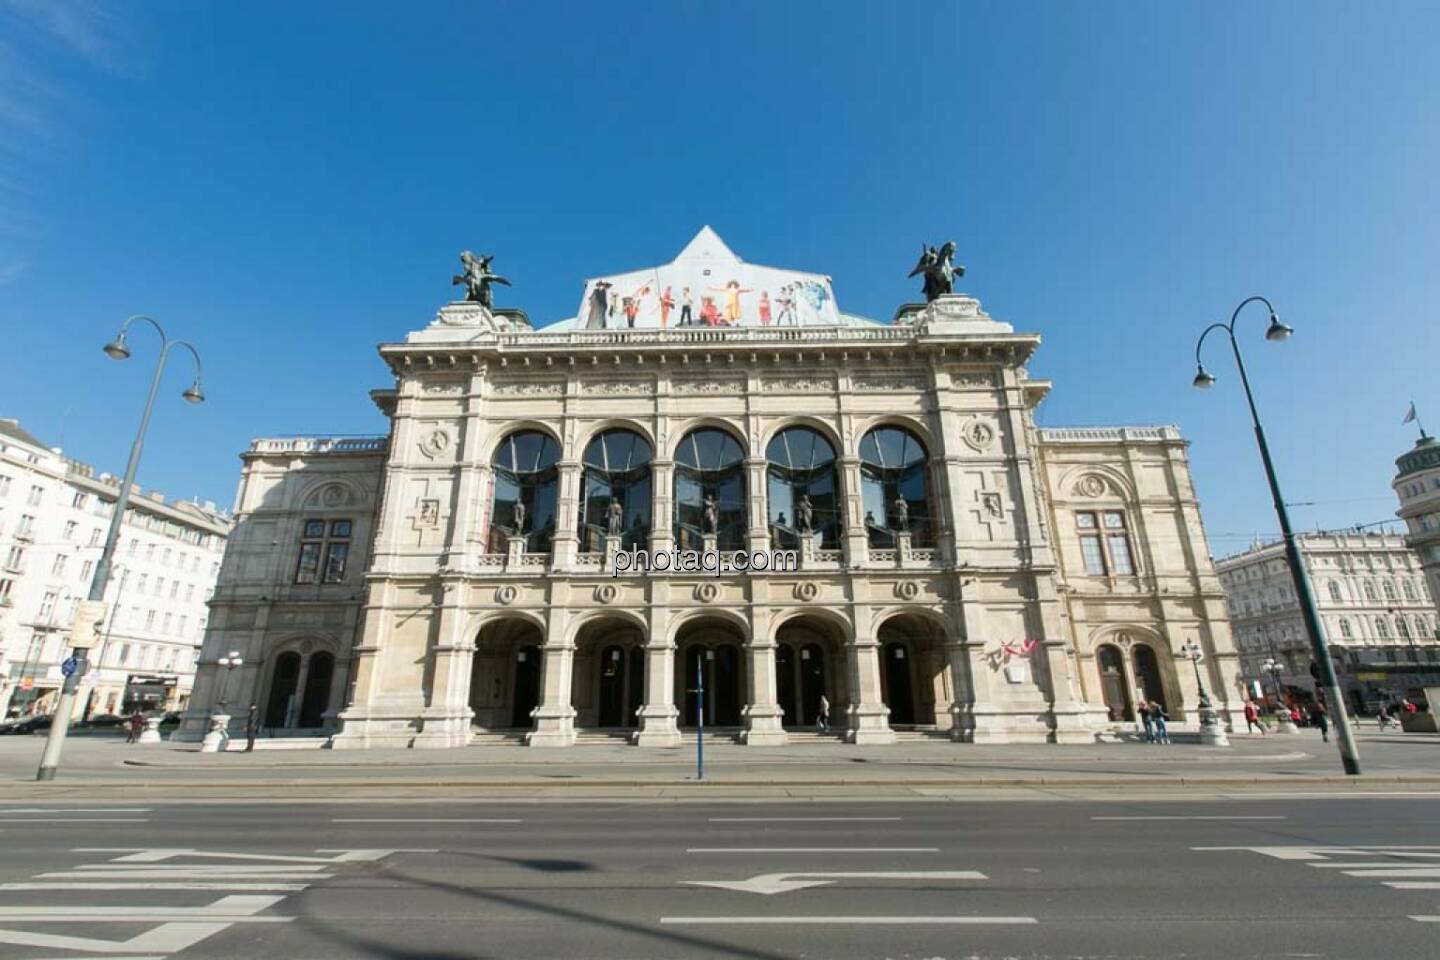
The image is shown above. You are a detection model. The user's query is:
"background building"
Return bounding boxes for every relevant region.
[1394,431,1440,622]
[180,230,1242,748]
[1216,529,1439,714]
[0,417,232,720]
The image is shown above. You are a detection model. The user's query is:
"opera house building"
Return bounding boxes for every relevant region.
[178,228,1241,749]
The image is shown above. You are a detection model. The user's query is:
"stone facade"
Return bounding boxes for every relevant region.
[180,234,1241,747]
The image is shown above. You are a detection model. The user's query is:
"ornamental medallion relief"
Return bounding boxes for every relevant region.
[794,581,820,602]
[418,428,453,460]
[1074,474,1108,498]
[695,582,720,603]
[595,584,619,604]
[961,418,997,453]
[895,580,920,600]
[495,585,518,605]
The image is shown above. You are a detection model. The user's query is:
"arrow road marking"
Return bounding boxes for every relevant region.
[682,871,987,895]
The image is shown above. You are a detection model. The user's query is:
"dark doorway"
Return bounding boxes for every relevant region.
[776,644,798,726]
[882,641,916,725]
[264,652,301,728]
[512,644,542,728]
[1132,644,1167,713]
[799,643,826,725]
[683,644,743,727]
[598,644,626,727]
[297,652,334,728]
[627,646,645,726]
[1098,644,1133,721]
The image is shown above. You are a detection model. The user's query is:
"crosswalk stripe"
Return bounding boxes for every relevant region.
[0,882,312,891]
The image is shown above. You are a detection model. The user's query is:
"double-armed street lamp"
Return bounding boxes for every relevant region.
[1192,296,1360,774]
[36,316,204,781]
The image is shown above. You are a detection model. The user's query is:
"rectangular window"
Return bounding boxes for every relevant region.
[145,544,155,561]
[136,574,148,594]
[162,612,172,633]
[38,591,57,619]
[128,538,138,556]
[0,579,12,602]
[117,643,130,666]
[5,545,24,571]
[0,474,10,495]
[89,528,102,547]
[1076,512,1106,575]
[185,583,195,602]
[71,491,87,509]
[169,580,179,599]
[145,610,156,630]
[27,485,43,506]
[163,547,171,566]
[295,518,353,584]
[155,576,165,597]
[63,521,77,540]
[80,559,93,582]
[17,514,34,537]
[51,554,67,576]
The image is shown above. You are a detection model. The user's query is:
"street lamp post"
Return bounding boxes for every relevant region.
[1262,655,1298,733]
[1192,296,1360,774]
[36,316,204,781]
[1181,638,1229,746]
[201,651,243,753]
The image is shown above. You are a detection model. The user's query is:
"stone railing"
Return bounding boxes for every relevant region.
[814,549,843,563]
[496,325,916,349]
[1037,426,1181,444]
[250,436,389,455]
[474,554,506,570]
[516,553,548,569]
[573,553,604,570]
[868,549,897,563]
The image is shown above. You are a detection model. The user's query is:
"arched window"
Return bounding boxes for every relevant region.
[1327,581,1343,603]
[1376,617,1390,639]
[1339,617,1353,639]
[1398,617,1412,640]
[579,430,652,551]
[490,431,560,553]
[1383,580,1398,601]
[1364,581,1378,602]
[765,427,840,549]
[858,425,932,547]
[1404,580,1418,601]
[673,428,747,550]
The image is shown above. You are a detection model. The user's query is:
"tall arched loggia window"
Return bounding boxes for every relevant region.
[490,430,560,552]
[858,425,932,547]
[673,427,747,551]
[766,426,840,549]
[579,429,653,551]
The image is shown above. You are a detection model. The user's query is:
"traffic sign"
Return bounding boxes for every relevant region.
[60,656,78,678]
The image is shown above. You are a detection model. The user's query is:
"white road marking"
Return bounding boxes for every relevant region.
[1386,882,1440,889]
[1339,868,1440,879]
[0,818,149,823]
[37,870,333,881]
[0,881,311,891]
[707,817,903,823]
[1093,815,1285,821]
[661,916,1037,925]
[331,818,522,823]
[1410,915,1440,922]
[73,848,391,863]
[0,808,152,814]
[1194,845,1440,861]
[683,870,986,895]
[687,847,938,853]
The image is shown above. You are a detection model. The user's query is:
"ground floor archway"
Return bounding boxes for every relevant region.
[1097,643,1134,721]
[775,616,848,730]
[470,618,545,731]
[674,618,745,728]
[571,616,646,730]
[876,613,949,728]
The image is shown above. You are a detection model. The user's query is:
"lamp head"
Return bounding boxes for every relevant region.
[1265,313,1293,342]
[1192,364,1216,390]
[103,335,131,360]
[182,380,205,405]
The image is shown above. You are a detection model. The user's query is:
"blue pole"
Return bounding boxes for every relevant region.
[696,656,705,781]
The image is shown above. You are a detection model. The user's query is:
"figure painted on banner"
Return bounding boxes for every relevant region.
[624,285,651,329]
[606,497,624,537]
[608,288,619,322]
[586,281,612,330]
[797,494,813,532]
[758,291,772,326]
[891,496,909,531]
[699,296,721,327]
[710,280,753,324]
[659,286,675,327]
[679,287,694,326]
[703,495,719,533]
[798,280,830,322]
[512,500,527,533]
[775,285,797,325]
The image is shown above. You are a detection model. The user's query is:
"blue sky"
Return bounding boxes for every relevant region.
[1,1,1435,555]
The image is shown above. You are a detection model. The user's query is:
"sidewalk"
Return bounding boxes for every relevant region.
[0,729,1433,795]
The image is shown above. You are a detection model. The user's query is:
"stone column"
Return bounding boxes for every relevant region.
[650,459,675,556]
[745,457,770,556]
[552,460,581,570]
[527,636,576,747]
[845,636,895,744]
[741,635,787,746]
[839,457,869,566]
[946,637,991,742]
[635,636,681,746]
[412,580,476,749]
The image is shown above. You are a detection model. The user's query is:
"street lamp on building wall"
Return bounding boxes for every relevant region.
[1192,296,1359,774]
[35,316,204,781]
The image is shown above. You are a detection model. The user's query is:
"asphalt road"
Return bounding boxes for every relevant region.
[1,793,1438,959]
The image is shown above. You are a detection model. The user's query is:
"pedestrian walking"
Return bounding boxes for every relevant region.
[1149,701,1170,744]
[815,694,830,733]
[1310,702,1330,743]
[1137,700,1155,743]
[126,709,144,743]
[1243,699,1267,735]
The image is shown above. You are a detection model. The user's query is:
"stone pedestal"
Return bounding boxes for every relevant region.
[603,536,621,572]
[526,642,576,747]
[505,533,525,568]
[895,530,912,567]
[137,717,162,744]
[1273,714,1300,734]
[1197,698,1231,747]
[702,533,718,556]
[200,714,230,753]
[740,639,788,746]
[845,638,895,745]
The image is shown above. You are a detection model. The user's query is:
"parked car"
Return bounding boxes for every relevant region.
[3,715,54,735]
[77,714,126,729]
